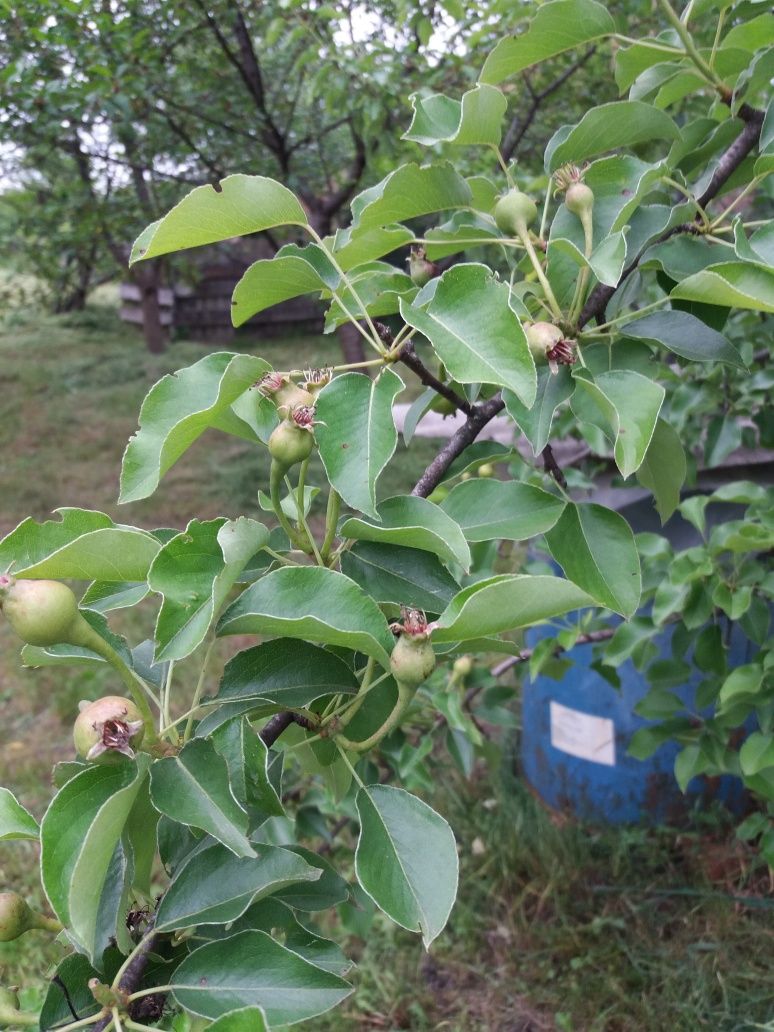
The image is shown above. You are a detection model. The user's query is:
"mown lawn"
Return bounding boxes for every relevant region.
[1,297,772,1031]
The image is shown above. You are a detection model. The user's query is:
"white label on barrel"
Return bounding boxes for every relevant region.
[549,701,615,766]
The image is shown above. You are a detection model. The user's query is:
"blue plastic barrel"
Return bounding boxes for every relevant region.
[520,622,752,824]
[520,494,755,825]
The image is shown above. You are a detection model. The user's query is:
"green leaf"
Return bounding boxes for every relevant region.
[155,841,320,932]
[434,575,592,642]
[355,785,457,948]
[40,757,149,958]
[81,580,149,612]
[39,954,103,1029]
[120,353,269,503]
[212,717,285,819]
[545,101,679,173]
[0,787,39,841]
[274,846,351,911]
[440,480,565,542]
[210,639,358,713]
[503,367,574,456]
[328,224,415,271]
[217,567,395,667]
[623,310,744,366]
[403,83,507,146]
[571,370,665,478]
[315,369,404,518]
[340,495,471,572]
[636,418,687,523]
[400,264,536,407]
[258,484,319,522]
[207,1008,269,1032]
[341,541,460,613]
[544,502,641,617]
[149,517,268,662]
[549,230,628,288]
[349,161,471,232]
[740,733,774,777]
[0,508,159,581]
[130,175,307,263]
[170,929,352,1024]
[150,739,255,858]
[231,248,336,327]
[324,266,416,331]
[479,0,615,84]
[670,261,774,313]
[719,663,763,708]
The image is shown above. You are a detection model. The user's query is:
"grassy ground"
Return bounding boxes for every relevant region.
[1,297,773,1031]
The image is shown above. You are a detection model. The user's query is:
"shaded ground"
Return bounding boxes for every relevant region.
[0,299,772,1031]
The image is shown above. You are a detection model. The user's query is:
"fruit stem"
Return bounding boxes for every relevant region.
[335,679,415,752]
[269,460,305,551]
[321,489,341,564]
[79,629,161,747]
[489,144,514,187]
[183,639,216,743]
[568,208,594,326]
[518,230,563,320]
[31,911,63,934]
[295,459,309,535]
[304,226,388,356]
[0,1007,39,1027]
[656,0,725,88]
[284,474,324,566]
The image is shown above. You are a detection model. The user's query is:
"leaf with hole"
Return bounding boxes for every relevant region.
[131,175,307,263]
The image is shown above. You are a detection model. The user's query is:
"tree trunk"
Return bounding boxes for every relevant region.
[337,321,366,365]
[134,267,167,354]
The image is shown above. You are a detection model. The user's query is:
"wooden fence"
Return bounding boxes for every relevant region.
[120,261,322,342]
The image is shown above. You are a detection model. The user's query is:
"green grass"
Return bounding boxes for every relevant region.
[1,296,773,1031]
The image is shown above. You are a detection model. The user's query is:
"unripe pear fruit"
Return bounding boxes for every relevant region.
[0,893,59,940]
[494,190,537,236]
[275,383,315,416]
[0,988,20,1011]
[453,654,473,679]
[0,576,84,647]
[0,894,34,942]
[408,251,437,287]
[430,394,457,416]
[477,463,494,478]
[524,321,563,363]
[565,181,594,219]
[74,696,145,763]
[390,633,436,690]
[268,419,314,471]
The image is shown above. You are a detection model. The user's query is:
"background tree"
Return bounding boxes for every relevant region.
[0,0,616,354]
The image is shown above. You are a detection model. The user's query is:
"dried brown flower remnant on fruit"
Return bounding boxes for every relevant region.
[302,367,333,394]
[74,696,145,762]
[254,371,314,415]
[545,336,577,373]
